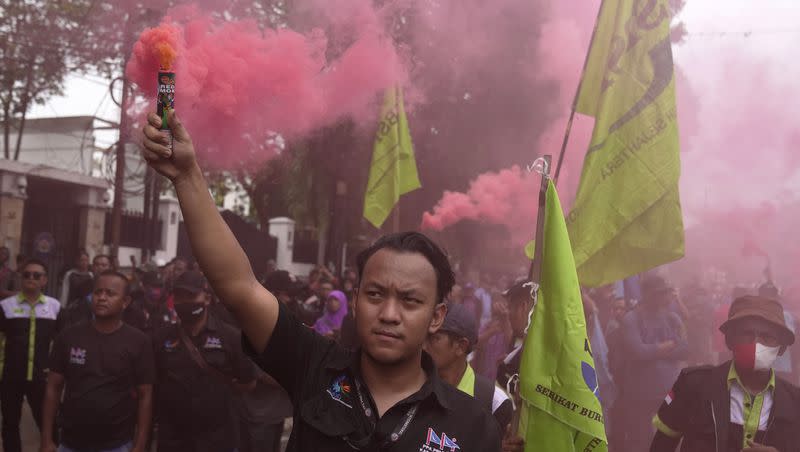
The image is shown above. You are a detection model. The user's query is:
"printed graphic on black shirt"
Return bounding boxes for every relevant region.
[50,323,155,450]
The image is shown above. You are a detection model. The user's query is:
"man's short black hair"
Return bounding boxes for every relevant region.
[93,254,112,265]
[22,258,48,275]
[95,270,131,296]
[356,232,455,305]
[77,249,89,258]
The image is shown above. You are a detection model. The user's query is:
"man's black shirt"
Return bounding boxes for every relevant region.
[152,314,255,445]
[49,321,155,450]
[243,303,502,452]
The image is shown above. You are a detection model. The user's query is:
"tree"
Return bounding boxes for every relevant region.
[0,1,104,159]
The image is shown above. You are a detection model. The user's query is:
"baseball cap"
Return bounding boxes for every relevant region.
[503,278,533,303]
[439,304,478,347]
[141,270,163,288]
[173,270,207,294]
[263,270,292,294]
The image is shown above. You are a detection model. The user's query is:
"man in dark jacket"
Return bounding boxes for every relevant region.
[651,295,800,452]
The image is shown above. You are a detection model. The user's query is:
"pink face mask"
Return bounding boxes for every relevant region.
[733,342,781,371]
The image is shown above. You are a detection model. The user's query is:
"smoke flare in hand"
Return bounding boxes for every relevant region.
[132,22,181,71]
[126,4,404,168]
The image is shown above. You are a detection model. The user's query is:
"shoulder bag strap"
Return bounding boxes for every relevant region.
[177,326,234,386]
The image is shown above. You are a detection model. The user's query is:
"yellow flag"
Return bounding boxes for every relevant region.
[567,0,684,287]
[363,86,421,229]
[520,180,607,452]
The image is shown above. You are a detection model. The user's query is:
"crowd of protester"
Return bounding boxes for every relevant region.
[2,237,800,452]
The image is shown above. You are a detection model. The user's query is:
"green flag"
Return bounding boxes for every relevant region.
[363,86,421,229]
[519,180,607,452]
[567,0,684,287]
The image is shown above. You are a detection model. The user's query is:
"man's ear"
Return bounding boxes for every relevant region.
[122,295,132,310]
[456,337,471,358]
[429,303,447,334]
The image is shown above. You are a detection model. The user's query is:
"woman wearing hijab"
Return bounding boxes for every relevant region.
[313,290,348,339]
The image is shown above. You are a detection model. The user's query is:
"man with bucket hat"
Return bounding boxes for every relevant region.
[651,295,800,452]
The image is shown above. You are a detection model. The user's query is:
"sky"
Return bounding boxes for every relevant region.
[28,0,800,194]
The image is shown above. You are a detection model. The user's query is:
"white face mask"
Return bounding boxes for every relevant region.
[734,342,781,371]
[754,343,781,371]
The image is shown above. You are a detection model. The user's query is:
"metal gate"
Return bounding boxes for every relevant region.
[21,177,82,297]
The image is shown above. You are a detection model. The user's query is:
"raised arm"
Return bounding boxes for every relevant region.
[141,111,278,352]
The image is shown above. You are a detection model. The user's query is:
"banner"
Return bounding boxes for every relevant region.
[363,86,421,228]
[568,0,684,287]
[519,180,607,452]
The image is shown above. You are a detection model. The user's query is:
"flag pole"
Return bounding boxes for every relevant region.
[553,0,607,185]
[509,155,551,436]
[528,155,551,291]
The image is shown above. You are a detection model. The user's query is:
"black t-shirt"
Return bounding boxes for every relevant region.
[152,314,255,443]
[243,303,502,452]
[49,322,155,450]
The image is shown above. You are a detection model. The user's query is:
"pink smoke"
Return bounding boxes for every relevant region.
[421,0,601,238]
[421,166,538,243]
[126,3,404,168]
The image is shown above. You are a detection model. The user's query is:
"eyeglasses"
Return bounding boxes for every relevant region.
[735,328,780,347]
[22,272,44,280]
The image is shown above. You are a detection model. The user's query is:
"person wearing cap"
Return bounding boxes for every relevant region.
[651,295,800,452]
[138,269,176,333]
[425,304,513,431]
[40,271,155,452]
[151,270,256,452]
[492,278,535,452]
[495,278,534,391]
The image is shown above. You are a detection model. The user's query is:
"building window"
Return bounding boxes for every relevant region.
[170,212,177,225]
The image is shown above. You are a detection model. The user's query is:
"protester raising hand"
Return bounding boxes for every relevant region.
[141,110,199,183]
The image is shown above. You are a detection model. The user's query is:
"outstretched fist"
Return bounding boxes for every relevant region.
[141,110,198,183]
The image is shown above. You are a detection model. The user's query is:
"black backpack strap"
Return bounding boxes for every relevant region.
[474,374,495,414]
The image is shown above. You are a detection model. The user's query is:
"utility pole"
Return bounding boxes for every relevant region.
[109,18,134,260]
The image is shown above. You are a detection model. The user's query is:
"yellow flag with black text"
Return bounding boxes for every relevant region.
[568,0,684,287]
[519,180,607,452]
[363,86,421,229]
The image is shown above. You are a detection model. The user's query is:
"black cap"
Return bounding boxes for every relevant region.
[503,278,532,303]
[173,270,207,294]
[263,270,292,294]
[440,304,478,347]
[141,270,163,288]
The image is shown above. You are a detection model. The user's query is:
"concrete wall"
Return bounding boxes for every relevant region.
[268,217,314,277]
[9,116,98,176]
[117,197,182,266]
